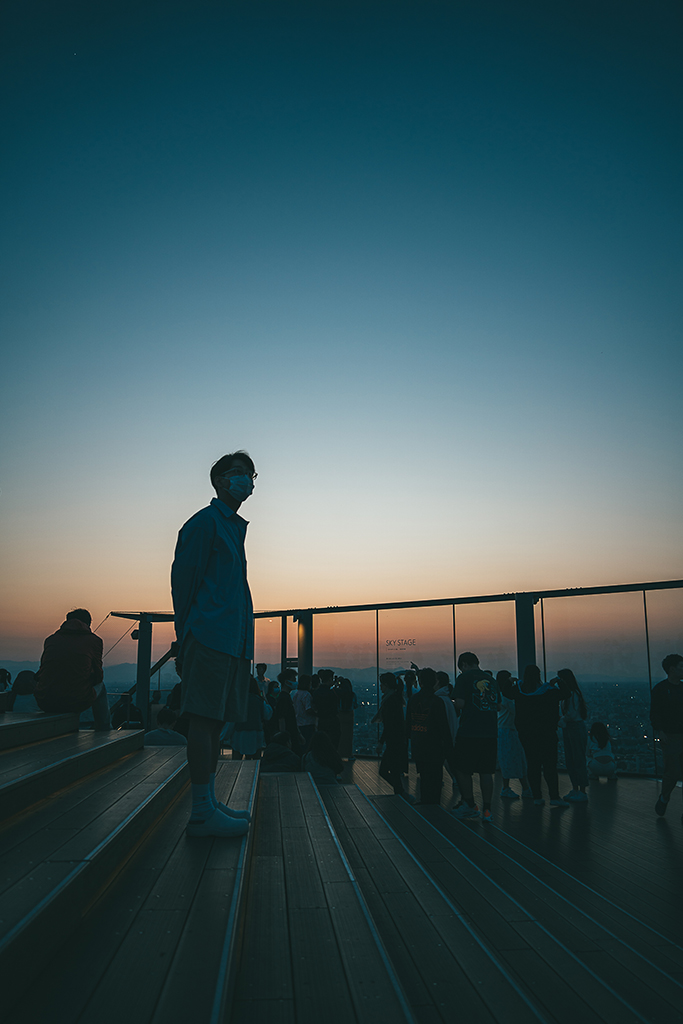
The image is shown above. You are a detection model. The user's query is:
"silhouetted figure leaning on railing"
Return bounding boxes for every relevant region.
[34,609,111,730]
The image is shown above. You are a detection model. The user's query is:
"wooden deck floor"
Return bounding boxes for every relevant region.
[347,759,683,947]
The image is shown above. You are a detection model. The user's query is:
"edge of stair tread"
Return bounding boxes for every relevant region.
[0,729,143,788]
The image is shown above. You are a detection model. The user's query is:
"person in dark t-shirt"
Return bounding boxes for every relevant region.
[406,668,450,804]
[651,653,683,818]
[451,652,500,822]
[312,669,341,747]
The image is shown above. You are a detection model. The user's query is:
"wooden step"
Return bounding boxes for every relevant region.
[0,711,79,751]
[365,789,678,1024]
[0,746,188,1014]
[414,802,683,1021]
[322,784,548,1024]
[4,760,258,1024]
[0,728,144,821]
[231,772,415,1024]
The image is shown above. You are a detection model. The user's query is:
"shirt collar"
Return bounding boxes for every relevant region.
[210,497,249,525]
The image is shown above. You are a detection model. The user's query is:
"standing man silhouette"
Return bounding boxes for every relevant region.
[171,451,257,837]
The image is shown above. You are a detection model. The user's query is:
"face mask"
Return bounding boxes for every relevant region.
[227,474,254,501]
[272,686,281,696]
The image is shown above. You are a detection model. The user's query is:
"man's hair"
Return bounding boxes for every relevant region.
[318,669,334,684]
[418,667,437,691]
[523,664,542,688]
[12,670,36,695]
[272,731,291,747]
[66,608,92,626]
[436,671,450,687]
[457,652,478,670]
[157,707,177,728]
[256,663,267,672]
[379,672,398,688]
[210,451,255,490]
[662,653,683,674]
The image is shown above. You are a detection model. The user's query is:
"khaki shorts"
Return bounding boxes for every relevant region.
[178,633,250,723]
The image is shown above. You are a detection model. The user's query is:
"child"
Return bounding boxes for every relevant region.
[587,722,617,779]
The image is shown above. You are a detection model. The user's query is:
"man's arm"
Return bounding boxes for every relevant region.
[171,514,216,644]
[91,635,104,687]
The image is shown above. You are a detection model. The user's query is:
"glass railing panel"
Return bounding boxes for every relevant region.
[540,592,652,774]
[378,604,455,684]
[454,601,517,678]
[312,610,377,756]
[253,615,283,683]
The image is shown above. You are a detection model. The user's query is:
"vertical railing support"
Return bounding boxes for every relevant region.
[515,593,537,680]
[643,591,658,779]
[375,608,380,755]
[280,614,287,678]
[135,614,153,730]
[297,611,313,677]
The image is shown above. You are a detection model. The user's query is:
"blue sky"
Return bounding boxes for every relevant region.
[1,0,681,658]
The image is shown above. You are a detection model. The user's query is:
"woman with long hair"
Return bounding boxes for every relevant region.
[373,673,410,798]
[557,668,589,801]
[500,665,571,806]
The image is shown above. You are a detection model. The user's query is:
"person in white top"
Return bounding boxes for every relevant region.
[435,671,460,804]
[496,671,531,799]
[291,675,316,749]
[254,663,271,697]
[587,722,617,779]
[557,668,589,802]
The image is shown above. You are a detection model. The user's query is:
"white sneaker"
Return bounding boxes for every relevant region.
[217,802,251,821]
[550,798,570,807]
[187,807,249,837]
[500,787,520,800]
[566,791,588,802]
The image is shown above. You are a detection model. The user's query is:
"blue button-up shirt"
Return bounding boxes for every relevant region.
[171,498,254,658]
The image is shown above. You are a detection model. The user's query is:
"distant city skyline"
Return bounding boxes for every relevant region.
[2,1,681,659]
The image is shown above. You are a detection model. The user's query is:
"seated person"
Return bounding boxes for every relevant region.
[8,670,40,713]
[260,731,301,773]
[587,722,617,779]
[145,707,188,746]
[34,609,111,730]
[303,729,344,785]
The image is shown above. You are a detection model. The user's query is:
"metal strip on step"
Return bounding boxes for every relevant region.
[380,792,654,1024]
[310,775,418,1024]
[208,761,260,1024]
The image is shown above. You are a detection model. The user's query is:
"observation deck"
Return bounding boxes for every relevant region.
[1,710,681,1024]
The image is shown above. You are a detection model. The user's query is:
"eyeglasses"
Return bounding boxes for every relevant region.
[220,468,258,481]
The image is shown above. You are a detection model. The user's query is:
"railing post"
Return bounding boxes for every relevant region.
[280,614,287,678]
[297,611,313,677]
[515,593,537,680]
[135,614,153,730]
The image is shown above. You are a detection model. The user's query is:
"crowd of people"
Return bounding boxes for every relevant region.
[373,651,683,824]
[217,665,357,779]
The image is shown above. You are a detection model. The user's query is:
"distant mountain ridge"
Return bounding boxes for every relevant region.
[0,659,653,691]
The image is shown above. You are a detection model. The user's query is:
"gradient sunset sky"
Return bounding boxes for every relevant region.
[1,0,682,662]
